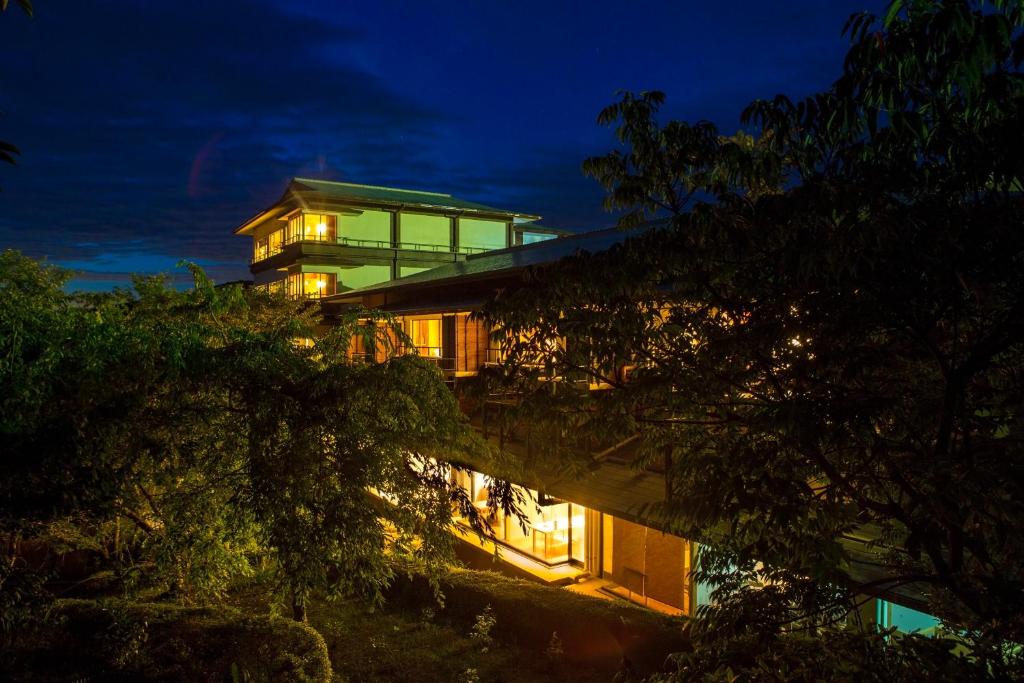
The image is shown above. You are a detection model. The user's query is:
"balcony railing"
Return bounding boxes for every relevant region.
[251,235,492,264]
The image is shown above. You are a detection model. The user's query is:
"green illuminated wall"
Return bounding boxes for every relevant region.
[401,212,450,249]
[294,264,393,291]
[460,217,507,251]
[341,209,391,245]
[339,264,392,290]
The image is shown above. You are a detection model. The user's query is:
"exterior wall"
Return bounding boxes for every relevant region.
[400,212,451,249]
[459,217,508,251]
[454,313,488,374]
[341,209,391,244]
[609,517,690,611]
[338,264,392,291]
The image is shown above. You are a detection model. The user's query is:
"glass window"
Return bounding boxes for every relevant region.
[408,318,441,358]
[285,272,336,299]
[268,229,283,255]
[450,469,587,566]
[254,236,269,261]
[286,213,337,243]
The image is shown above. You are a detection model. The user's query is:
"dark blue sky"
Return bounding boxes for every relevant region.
[0,0,871,289]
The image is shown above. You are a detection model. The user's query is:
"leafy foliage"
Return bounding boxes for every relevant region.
[482,0,1024,678]
[0,250,495,626]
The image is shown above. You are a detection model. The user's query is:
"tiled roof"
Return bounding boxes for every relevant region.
[291,178,537,218]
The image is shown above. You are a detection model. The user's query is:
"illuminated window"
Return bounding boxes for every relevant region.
[408,318,442,358]
[286,213,337,243]
[268,229,283,254]
[254,237,269,261]
[254,229,285,262]
[285,272,336,299]
[450,469,587,566]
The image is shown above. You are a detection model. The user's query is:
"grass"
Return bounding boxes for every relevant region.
[229,577,611,683]
[7,566,681,681]
[306,598,590,683]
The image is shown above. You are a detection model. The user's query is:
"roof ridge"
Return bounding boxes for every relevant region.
[293,177,453,198]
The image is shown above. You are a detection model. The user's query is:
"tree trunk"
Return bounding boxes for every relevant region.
[291,593,306,622]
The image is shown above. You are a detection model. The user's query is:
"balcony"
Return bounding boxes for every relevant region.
[251,234,492,266]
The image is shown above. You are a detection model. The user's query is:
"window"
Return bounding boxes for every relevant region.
[253,228,285,262]
[450,469,587,566]
[286,213,337,243]
[254,237,269,262]
[285,272,336,299]
[268,228,283,254]
[408,318,441,358]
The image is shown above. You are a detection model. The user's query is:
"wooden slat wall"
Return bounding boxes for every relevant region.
[455,313,488,373]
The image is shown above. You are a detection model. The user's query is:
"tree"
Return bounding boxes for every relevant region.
[0,251,501,626]
[481,0,1024,677]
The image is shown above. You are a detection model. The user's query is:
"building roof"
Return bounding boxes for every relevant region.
[291,178,537,217]
[327,224,651,302]
[235,178,540,234]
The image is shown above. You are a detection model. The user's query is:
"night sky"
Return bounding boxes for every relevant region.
[1,0,870,290]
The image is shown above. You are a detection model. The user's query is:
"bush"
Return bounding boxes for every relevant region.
[1,599,332,682]
[387,568,689,677]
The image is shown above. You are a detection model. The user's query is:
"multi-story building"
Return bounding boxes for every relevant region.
[235,178,941,631]
[236,177,563,298]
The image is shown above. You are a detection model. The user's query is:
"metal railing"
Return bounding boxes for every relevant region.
[251,235,493,263]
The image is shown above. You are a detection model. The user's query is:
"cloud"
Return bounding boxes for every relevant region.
[0,0,448,276]
[0,0,868,286]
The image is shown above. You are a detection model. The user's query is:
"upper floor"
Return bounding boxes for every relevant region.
[235,178,564,298]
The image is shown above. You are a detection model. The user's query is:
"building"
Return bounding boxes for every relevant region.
[234,178,941,629]
[236,177,563,298]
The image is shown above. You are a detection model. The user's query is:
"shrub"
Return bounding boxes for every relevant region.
[387,568,689,676]
[469,604,496,652]
[1,599,332,682]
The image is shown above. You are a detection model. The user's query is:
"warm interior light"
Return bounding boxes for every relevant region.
[316,279,326,289]
[316,222,327,234]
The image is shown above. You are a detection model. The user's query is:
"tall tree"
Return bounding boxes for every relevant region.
[0,252,499,626]
[482,0,1024,678]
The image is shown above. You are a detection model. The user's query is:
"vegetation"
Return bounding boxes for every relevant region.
[386,568,688,676]
[1,599,332,682]
[481,0,1024,679]
[0,251,510,632]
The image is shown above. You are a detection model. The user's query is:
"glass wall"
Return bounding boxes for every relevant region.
[451,469,587,566]
[407,317,442,358]
[253,228,284,262]
[286,272,336,299]
[286,213,337,244]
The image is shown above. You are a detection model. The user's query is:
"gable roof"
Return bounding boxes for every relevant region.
[235,178,540,234]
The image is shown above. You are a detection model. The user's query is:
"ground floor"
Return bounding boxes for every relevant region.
[447,467,944,633]
[449,468,696,616]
